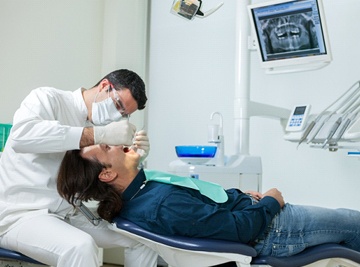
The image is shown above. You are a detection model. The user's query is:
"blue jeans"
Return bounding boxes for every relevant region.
[254,203,360,257]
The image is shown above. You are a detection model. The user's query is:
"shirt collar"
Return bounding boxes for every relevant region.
[122,169,146,201]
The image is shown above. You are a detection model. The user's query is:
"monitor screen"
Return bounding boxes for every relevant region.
[248,0,332,74]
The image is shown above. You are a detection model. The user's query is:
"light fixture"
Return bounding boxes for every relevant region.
[170,0,224,20]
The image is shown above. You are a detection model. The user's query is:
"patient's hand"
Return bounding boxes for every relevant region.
[263,188,285,208]
[245,190,263,201]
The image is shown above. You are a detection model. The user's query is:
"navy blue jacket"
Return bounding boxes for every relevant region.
[118,169,280,243]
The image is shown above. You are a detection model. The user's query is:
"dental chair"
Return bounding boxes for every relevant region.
[0,247,46,267]
[110,217,360,267]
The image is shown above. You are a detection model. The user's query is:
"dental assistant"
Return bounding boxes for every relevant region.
[0,69,157,267]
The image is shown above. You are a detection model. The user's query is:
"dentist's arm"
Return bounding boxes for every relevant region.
[80,120,136,148]
[80,128,95,148]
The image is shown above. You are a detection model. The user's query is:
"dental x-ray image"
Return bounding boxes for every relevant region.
[260,12,319,56]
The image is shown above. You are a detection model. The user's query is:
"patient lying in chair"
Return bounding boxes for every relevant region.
[57,144,360,260]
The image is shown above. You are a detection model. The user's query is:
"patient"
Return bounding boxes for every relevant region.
[57,144,360,258]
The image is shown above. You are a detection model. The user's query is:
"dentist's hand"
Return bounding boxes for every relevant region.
[93,120,136,146]
[133,130,150,161]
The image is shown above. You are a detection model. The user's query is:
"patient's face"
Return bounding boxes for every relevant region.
[81,144,140,173]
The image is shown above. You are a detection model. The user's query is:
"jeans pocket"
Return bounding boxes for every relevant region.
[271,242,308,257]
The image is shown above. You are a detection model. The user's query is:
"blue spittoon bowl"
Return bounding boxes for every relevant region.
[175,145,217,165]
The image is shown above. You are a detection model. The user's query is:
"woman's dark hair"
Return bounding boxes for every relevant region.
[94,69,147,110]
[57,150,123,222]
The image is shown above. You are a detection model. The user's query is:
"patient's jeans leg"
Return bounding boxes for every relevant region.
[254,204,360,257]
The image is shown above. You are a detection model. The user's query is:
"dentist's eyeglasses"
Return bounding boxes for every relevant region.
[110,84,130,119]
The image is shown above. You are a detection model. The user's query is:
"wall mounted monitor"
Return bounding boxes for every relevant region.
[248,0,332,74]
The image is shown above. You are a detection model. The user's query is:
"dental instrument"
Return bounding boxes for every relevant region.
[126,123,147,169]
[321,116,342,148]
[74,198,102,226]
[327,115,353,150]
[296,120,316,149]
[322,94,360,147]
[131,124,146,155]
[305,114,331,144]
[289,81,360,151]
[328,110,359,144]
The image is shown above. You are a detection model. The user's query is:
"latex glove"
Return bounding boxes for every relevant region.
[133,130,150,161]
[94,120,136,146]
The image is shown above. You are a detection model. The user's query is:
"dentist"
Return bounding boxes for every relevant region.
[0,69,156,267]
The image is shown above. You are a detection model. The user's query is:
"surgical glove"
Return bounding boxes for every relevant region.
[133,130,150,161]
[93,120,136,146]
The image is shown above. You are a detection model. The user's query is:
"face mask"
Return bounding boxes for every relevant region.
[91,91,122,126]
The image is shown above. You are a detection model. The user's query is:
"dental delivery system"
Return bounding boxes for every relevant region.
[285,81,360,151]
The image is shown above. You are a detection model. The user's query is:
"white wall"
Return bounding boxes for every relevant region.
[0,0,148,128]
[147,0,360,210]
[0,0,104,123]
[101,0,149,129]
[0,1,148,264]
[147,0,237,165]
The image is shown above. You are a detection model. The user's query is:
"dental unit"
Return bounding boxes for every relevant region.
[208,111,225,167]
[285,80,360,152]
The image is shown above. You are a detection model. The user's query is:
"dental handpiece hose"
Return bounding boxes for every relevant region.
[74,198,102,226]
[297,120,316,149]
[332,118,352,143]
[321,117,342,148]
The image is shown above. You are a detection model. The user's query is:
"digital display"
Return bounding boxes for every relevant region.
[294,106,306,115]
[248,0,332,73]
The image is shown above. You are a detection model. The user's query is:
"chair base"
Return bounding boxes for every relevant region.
[0,259,46,267]
[0,247,46,267]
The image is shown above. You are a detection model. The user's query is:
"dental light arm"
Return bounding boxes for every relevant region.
[171,0,224,20]
[196,2,224,18]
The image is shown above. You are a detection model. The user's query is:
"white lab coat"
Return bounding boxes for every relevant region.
[0,87,85,235]
[0,87,158,266]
